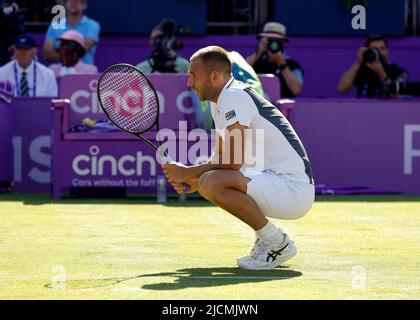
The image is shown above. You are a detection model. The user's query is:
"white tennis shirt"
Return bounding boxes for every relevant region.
[210,77,314,184]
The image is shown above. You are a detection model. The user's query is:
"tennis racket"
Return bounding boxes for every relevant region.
[96,63,189,192]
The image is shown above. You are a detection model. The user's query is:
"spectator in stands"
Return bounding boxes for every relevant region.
[247,22,303,98]
[0,35,57,97]
[43,0,100,65]
[136,19,189,73]
[49,30,97,77]
[337,35,408,98]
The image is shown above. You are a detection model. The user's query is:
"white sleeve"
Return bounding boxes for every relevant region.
[218,88,256,129]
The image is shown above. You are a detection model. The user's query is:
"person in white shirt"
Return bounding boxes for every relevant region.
[0,35,58,97]
[162,46,315,270]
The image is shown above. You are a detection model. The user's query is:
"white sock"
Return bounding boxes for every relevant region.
[255,221,285,245]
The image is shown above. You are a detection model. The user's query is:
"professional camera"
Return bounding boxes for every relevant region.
[380,79,420,98]
[363,47,382,64]
[267,38,284,53]
[150,19,189,73]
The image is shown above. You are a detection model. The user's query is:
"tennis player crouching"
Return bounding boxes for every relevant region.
[162,46,315,270]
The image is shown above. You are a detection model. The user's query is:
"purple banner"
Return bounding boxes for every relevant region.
[294,98,420,195]
[59,74,196,131]
[0,98,52,193]
[0,101,13,182]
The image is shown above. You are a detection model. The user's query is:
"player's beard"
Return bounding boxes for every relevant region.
[196,80,217,102]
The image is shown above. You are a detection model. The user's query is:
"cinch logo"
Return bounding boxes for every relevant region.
[69,79,194,115]
[70,79,103,114]
[72,145,156,177]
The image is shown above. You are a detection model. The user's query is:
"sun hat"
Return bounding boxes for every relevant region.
[58,30,86,54]
[258,22,290,42]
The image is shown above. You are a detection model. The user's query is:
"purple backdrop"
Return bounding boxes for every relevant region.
[0,98,52,193]
[0,101,13,182]
[294,98,420,195]
[31,34,420,98]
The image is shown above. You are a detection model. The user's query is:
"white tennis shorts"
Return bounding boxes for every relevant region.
[243,170,315,220]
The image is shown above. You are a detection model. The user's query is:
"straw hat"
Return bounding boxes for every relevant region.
[258,22,290,42]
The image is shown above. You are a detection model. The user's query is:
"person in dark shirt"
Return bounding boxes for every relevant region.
[247,22,303,98]
[337,35,408,98]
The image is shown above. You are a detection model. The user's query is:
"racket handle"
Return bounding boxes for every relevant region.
[160,154,191,194]
[160,154,174,165]
[182,183,190,193]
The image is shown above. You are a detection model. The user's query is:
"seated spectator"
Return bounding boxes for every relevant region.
[49,30,97,77]
[0,35,57,97]
[43,0,100,65]
[246,22,303,98]
[136,19,189,73]
[337,35,408,98]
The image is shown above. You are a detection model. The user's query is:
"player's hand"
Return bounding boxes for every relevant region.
[169,178,198,194]
[170,181,189,194]
[182,178,198,194]
[166,176,198,194]
[162,162,191,183]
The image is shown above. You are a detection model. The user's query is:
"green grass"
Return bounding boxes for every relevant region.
[0,193,419,299]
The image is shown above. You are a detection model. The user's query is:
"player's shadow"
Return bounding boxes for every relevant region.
[140,267,302,291]
[44,267,302,290]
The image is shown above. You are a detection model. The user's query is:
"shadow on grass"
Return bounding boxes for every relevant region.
[44,267,302,290]
[0,193,214,207]
[140,267,303,291]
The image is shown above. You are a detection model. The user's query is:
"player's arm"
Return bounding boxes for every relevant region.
[207,129,223,164]
[190,121,246,173]
[166,130,224,194]
[162,121,246,183]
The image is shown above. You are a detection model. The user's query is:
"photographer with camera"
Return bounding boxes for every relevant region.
[337,35,410,98]
[136,19,189,73]
[247,22,303,98]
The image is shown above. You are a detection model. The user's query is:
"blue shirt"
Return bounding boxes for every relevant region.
[45,16,100,64]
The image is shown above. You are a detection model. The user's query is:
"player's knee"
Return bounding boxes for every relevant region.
[198,170,222,199]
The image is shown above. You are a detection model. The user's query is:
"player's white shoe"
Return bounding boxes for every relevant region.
[237,234,297,270]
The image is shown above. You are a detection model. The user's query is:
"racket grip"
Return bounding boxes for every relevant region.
[160,154,174,164]
[182,183,190,193]
[160,154,191,193]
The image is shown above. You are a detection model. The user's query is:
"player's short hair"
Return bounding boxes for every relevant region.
[190,46,231,75]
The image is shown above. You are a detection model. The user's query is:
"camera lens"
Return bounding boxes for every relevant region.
[267,38,283,53]
[363,48,379,63]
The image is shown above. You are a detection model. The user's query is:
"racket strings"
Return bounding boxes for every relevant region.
[99,65,159,133]
[103,69,156,130]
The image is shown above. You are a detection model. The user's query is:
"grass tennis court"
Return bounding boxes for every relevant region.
[0,194,419,300]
